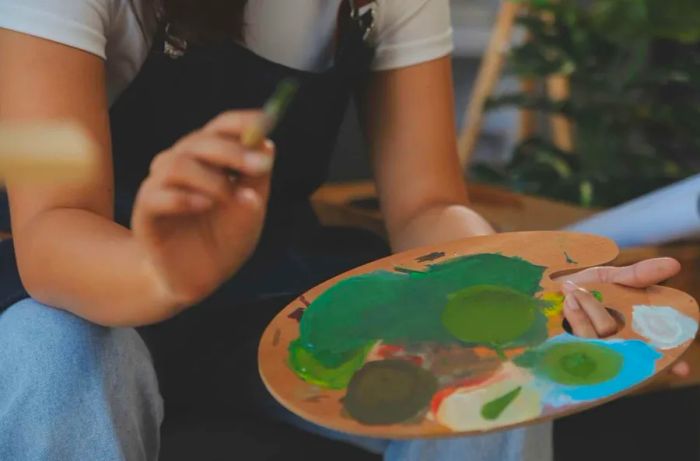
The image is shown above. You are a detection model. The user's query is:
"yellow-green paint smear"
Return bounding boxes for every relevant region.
[288,340,373,389]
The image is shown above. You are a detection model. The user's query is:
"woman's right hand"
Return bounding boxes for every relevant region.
[132,110,275,308]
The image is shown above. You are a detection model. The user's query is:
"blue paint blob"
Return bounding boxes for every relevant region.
[526,334,661,407]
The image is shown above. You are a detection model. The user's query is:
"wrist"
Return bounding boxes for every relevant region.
[134,240,202,320]
[390,204,495,252]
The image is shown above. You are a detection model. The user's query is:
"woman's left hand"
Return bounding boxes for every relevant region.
[556,257,689,377]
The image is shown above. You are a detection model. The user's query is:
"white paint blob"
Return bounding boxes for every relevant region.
[632,305,698,350]
[435,364,542,432]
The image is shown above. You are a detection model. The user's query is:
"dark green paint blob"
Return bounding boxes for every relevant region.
[293,254,545,375]
[564,252,578,264]
[481,386,523,420]
[288,254,547,386]
[516,342,623,386]
[287,340,374,389]
[442,285,548,349]
[343,360,438,425]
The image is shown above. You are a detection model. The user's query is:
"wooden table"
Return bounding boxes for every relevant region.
[312,181,700,393]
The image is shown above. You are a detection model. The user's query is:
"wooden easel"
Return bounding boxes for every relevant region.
[457,1,574,168]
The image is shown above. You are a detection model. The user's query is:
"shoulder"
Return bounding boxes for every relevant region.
[373,0,453,70]
[0,0,130,59]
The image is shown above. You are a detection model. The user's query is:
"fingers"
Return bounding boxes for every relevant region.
[563,294,598,338]
[167,131,274,178]
[609,258,681,287]
[671,361,690,378]
[137,110,275,221]
[203,110,264,138]
[160,155,235,203]
[563,281,619,338]
[137,178,213,217]
[559,258,681,288]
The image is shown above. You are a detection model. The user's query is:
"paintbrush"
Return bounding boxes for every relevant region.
[226,78,298,181]
[0,121,97,183]
[241,78,299,148]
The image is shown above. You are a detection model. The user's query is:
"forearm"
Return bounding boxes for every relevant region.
[15,208,179,327]
[388,203,495,253]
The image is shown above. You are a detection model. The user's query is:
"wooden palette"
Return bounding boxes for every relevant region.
[259,231,698,438]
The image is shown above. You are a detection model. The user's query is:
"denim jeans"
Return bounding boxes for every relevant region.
[0,298,552,461]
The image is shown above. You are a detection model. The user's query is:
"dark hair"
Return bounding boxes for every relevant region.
[156,0,249,42]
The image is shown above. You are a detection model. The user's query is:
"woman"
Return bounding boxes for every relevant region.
[0,0,684,460]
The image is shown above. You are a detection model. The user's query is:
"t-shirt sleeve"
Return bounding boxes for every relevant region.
[372,0,453,71]
[0,0,110,59]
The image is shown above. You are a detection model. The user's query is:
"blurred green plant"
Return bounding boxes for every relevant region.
[472,0,700,207]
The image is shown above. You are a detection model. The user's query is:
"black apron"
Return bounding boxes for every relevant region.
[0,0,389,423]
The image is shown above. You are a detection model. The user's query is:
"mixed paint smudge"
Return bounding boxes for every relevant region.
[285,253,698,431]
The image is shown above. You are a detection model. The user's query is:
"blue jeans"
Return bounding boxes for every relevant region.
[0,299,552,461]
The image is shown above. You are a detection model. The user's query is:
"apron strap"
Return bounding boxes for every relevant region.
[335,0,377,52]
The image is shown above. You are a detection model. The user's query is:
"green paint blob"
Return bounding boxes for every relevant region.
[481,386,523,420]
[287,340,373,389]
[538,342,623,385]
[288,254,547,385]
[441,285,547,348]
[343,360,438,425]
[592,290,603,302]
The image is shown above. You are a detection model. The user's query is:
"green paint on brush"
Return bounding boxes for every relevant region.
[289,254,546,386]
[481,386,523,420]
[441,285,548,349]
[287,339,374,389]
[343,360,438,425]
[516,342,623,385]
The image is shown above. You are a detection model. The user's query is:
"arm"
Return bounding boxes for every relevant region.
[0,30,166,326]
[362,56,494,253]
[0,30,272,327]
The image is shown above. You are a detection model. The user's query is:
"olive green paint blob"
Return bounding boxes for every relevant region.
[481,386,523,420]
[294,254,545,370]
[288,340,374,389]
[343,360,438,425]
[442,285,548,349]
[527,342,624,386]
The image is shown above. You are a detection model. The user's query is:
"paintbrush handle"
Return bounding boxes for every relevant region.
[241,79,299,148]
[0,121,97,183]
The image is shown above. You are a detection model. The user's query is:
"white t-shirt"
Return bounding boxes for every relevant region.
[0,0,453,103]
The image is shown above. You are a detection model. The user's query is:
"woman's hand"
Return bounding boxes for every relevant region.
[132,110,274,307]
[556,257,689,377]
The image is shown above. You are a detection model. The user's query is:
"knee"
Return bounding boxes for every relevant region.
[0,301,163,461]
[0,299,153,392]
